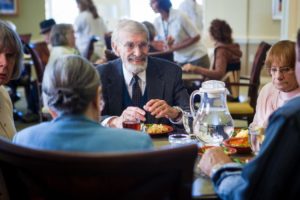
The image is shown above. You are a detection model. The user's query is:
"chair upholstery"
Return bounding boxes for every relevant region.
[0,138,198,200]
[222,63,241,99]
[227,41,271,125]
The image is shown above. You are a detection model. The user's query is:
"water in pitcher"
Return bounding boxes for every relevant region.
[193,108,234,145]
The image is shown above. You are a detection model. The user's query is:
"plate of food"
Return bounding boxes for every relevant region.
[198,146,237,156]
[223,128,252,154]
[143,124,174,137]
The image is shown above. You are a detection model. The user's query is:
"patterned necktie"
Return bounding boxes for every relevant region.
[132,75,142,107]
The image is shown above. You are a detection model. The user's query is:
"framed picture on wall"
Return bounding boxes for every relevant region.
[0,0,18,16]
[272,0,282,20]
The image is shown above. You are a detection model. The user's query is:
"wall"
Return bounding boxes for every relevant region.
[0,0,45,41]
[204,0,281,75]
[94,0,130,31]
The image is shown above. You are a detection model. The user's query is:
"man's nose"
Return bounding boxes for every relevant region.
[133,46,143,56]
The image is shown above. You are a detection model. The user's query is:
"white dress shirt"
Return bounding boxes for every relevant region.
[122,64,146,97]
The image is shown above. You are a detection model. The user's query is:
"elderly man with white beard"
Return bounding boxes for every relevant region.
[97,19,189,128]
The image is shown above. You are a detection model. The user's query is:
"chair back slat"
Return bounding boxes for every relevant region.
[248,42,271,108]
[31,41,50,67]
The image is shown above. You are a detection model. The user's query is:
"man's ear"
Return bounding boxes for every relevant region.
[112,42,120,56]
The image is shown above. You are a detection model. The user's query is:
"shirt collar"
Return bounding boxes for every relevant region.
[122,64,146,86]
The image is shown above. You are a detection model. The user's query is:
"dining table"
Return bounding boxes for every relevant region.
[151,127,254,200]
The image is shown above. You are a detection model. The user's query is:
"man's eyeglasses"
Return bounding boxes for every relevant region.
[123,42,149,51]
[269,66,294,75]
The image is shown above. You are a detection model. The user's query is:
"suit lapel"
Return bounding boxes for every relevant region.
[107,60,124,115]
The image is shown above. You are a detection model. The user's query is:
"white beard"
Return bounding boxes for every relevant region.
[125,59,148,74]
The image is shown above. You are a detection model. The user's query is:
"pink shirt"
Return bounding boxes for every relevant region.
[252,82,300,127]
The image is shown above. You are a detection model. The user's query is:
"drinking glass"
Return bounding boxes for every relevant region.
[122,119,141,131]
[168,134,191,146]
[248,124,265,155]
[182,110,194,134]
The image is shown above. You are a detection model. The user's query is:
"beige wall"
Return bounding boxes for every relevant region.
[1,0,45,41]
[204,0,281,75]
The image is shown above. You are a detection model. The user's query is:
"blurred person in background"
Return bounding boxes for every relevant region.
[178,0,204,34]
[182,19,242,100]
[150,0,209,68]
[39,18,56,46]
[74,0,110,62]
[252,40,300,128]
[13,55,153,152]
[198,29,300,200]
[0,20,23,139]
[46,23,80,68]
[142,21,174,62]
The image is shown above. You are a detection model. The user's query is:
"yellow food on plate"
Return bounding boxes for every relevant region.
[235,129,248,138]
[229,137,250,147]
[147,124,169,134]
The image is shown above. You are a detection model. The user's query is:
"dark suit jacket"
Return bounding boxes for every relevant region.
[97,57,189,124]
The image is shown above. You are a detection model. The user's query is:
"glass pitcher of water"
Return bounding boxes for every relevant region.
[190,80,234,145]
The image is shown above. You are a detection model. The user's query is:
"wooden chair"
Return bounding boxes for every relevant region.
[18,33,32,44]
[31,41,50,67]
[84,35,99,61]
[222,62,241,100]
[0,138,198,200]
[23,43,47,122]
[227,42,271,125]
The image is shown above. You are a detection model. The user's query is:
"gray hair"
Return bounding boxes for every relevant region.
[0,20,23,80]
[50,24,73,46]
[142,21,156,42]
[111,19,149,45]
[42,55,101,114]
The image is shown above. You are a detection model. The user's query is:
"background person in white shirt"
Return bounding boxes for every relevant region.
[150,0,209,68]
[74,0,109,62]
[179,0,204,34]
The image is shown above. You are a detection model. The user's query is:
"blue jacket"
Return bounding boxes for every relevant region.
[97,57,189,125]
[212,96,300,199]
[13,115,153,152]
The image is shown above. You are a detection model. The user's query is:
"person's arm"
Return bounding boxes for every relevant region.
[182,48,227,79]
[169,34,200,51]
[198,147,244,199]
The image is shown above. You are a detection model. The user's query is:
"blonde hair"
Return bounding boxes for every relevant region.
[265,40,295,69]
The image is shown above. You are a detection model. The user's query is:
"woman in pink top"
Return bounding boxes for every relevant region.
[253,40,300,127]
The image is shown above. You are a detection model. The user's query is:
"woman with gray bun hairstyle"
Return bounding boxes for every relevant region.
[0,20,23,140]
[13,55,153,152]
[43,54,100,117]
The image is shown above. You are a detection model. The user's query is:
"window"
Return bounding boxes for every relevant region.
[45,0,78,23]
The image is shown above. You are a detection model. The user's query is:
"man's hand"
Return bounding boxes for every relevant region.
[108,106,146,128]
[143,99,180,119]
[198,147,232,177]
